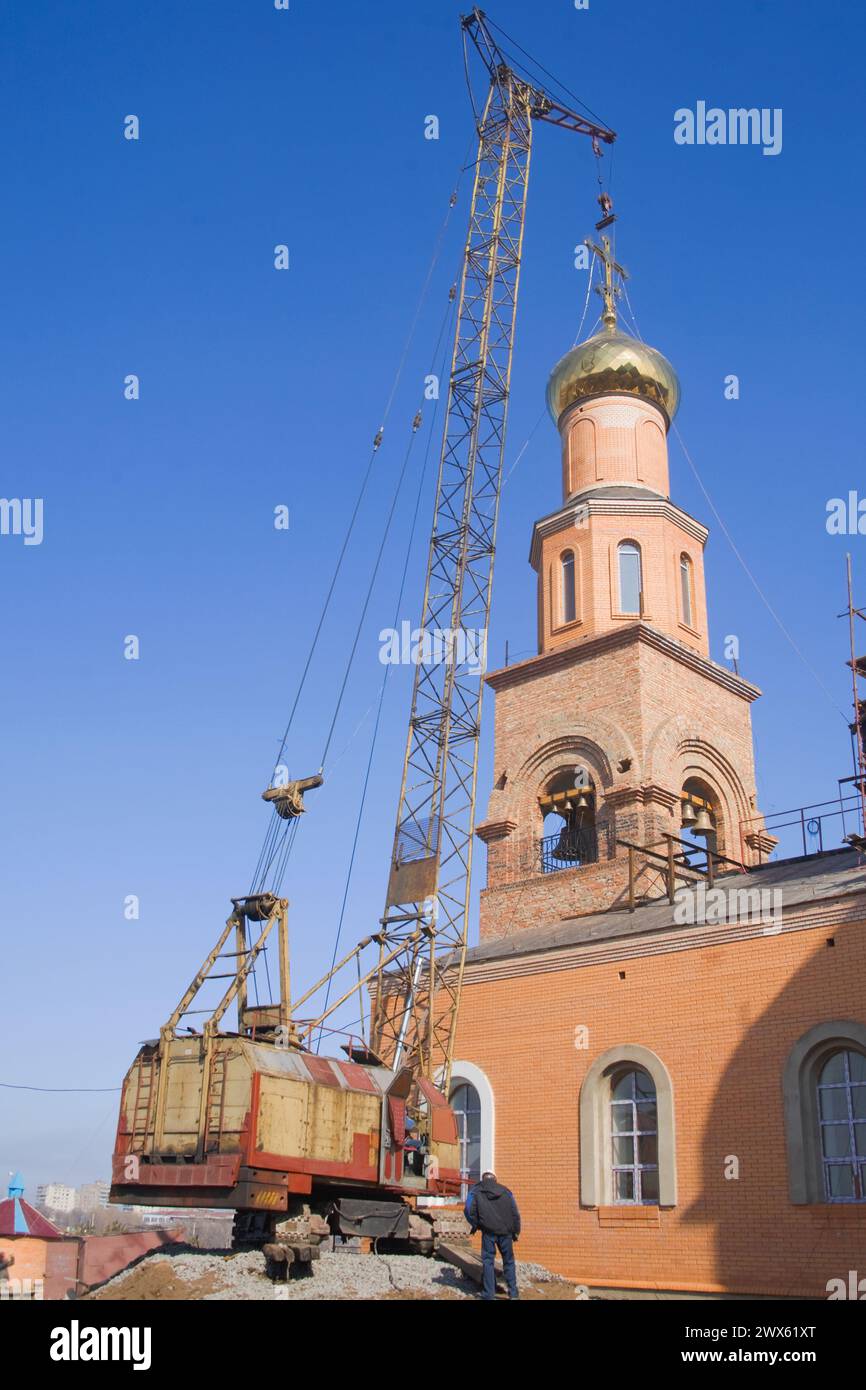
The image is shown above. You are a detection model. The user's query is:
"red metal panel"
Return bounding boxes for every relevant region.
[302,1056,341,1088]
[416,1076,452,1110]
[111,1154,241,1187]
[336,1060,378,1093]
[416,1077,459,1143]
[388,1097,406,1146]
[247,1071,262,1164]
[430,1109,458,1144]
[432,1166,462,1195]
[115,1191,234,1210]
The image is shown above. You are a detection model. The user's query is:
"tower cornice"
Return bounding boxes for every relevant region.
[486,622,762,703]
[529,492,709,570]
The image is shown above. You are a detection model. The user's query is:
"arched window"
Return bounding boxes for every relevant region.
[561,550,576,625]
[618,541,643,615]
[680,777,719,856]
[579,1045,677,1208]
[680,554,694,627]
[783,1022,866,1204]
[450,1081,482,1188]
[817,1050,866,1202]
[610,1068,659,1204]
[539,768,598,872]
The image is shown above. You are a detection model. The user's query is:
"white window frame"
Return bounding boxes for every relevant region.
[446,1060,495,1181]
[784,1021,866,1205]
[679,553,694,627]
[579,1044,677,1207]
[618,541,643,616]
[561,550,577,625]
[609,1067,660,1205]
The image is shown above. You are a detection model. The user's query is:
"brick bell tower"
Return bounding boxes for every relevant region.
[476,238,774,940]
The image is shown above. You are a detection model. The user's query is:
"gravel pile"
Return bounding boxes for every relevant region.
[89,1244,569,1301]
[511,1260,560,1283]
[268,1249,473,1301]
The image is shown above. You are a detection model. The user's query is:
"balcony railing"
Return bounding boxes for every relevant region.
[739,784,865,865]
[540,826,598,873]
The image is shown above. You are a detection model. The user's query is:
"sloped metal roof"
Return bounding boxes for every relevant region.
[466,849,866,966]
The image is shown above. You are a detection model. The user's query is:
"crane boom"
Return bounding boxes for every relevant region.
[369,9,615,1089]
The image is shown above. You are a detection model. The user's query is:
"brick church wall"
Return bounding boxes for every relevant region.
[453,910,866,1297]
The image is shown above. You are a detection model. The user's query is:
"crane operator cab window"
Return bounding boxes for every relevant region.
[403,1116,422,1170]
[402,1108,430,1183]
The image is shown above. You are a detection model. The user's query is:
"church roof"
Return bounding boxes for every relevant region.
[0,1196,63,1239]
[0,1172,65,1239]
[466,849,866,966]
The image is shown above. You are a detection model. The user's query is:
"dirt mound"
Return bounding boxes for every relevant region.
[89,1262,223,1301]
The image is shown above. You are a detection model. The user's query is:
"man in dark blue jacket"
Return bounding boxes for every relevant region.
[464,1171,521,1300]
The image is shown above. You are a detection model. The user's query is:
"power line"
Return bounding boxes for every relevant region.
[314,342,450,1046]
[267,176,468,781]
[322,317,459,778]
[502,265,597,491]
[618,278,847,721]
[673,422,849,722]
[0,1082,121,1093]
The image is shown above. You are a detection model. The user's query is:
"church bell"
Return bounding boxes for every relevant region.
[552,824,582,861]
[692,806,714,836]
[680,800,697,827]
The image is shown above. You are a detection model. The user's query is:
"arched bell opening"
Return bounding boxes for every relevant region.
[538,768,599,873]
[679,777,721,861]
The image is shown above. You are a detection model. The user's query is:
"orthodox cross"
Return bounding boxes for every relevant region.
[585,234,628,330]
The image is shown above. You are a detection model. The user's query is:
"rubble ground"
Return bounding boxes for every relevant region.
[84,1244,577,1301]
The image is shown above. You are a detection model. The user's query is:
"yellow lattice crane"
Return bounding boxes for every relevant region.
[109,8,616,1251]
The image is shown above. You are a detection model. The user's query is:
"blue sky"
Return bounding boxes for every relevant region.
[1,0,864,1193]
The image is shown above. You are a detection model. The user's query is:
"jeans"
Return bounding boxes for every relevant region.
[480,1231,518,1300]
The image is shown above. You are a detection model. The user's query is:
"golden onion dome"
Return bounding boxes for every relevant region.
[547,327,680,428]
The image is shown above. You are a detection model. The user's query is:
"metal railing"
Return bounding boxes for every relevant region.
[540,826,598,873]
[739,788,865,865]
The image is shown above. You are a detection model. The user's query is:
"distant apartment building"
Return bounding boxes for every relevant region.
[77,1180,111,1214]
[35,1183,76,1213]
